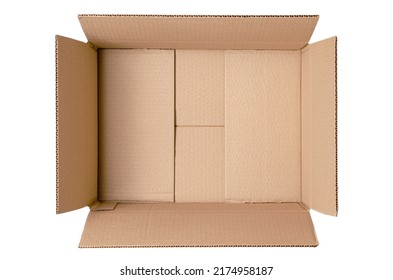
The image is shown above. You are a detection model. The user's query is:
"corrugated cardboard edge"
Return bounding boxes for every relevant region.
[334,37,338,215]
[80,244,318,248]
[324,36,338,215]
[55,36,59,213]
[79,14,319,18]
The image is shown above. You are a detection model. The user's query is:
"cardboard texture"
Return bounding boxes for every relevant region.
[225,50,301,203]
[176,50,225,126]
[56,15,337,247]
[98,49,175,202]
[78,15,319,50]
[80,203,318,247]
[301,37,338,216]
[56,36,97,214]
[175,127,225,202]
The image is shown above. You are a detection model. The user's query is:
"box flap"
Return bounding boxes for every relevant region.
[301,37,337,216]
[56,36,97,214]
[78,15,319,50]
[79,203,318,247]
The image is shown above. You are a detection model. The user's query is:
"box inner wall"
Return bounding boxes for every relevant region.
[98,49,301,203]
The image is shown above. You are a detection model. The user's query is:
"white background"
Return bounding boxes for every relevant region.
[1,0,392,279]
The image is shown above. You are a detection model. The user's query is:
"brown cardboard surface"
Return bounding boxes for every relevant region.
[176,50,225,126]
[225,50,301,202]
[78,15,318,50]
[79,203,318,247]
[98,49,175,202]
[90,202,117,211]
[56,36,97,214]
[175,127,224,202]
[57,15,337,247]
[301,37,337,216]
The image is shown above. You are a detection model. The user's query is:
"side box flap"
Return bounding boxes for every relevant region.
[79,203,318,247]
[78,15,319,50]
[56,35,97,214]
[301,37,337,216]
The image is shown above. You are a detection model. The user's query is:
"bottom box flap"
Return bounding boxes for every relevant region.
[79,203,318,247]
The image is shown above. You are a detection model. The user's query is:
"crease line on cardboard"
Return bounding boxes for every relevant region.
[223,50,227,203]
[97,48,100,202]
[176,125,224,127]
[87,41,98,50]
[173,49,177,203]
[300,48,303,205]
[87,209,309,214]
[308,46,313,209]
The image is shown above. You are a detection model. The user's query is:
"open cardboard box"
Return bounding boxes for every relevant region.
[56,15,337,247]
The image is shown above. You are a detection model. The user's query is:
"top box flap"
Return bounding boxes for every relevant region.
[79,203,318,247]
[56,36,97,214]
[301,37,337,216]
[78,15,319,50]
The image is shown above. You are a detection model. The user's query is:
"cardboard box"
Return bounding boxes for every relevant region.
[56,15,337,247]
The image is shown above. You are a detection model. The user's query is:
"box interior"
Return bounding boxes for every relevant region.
[98,49,302,203]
